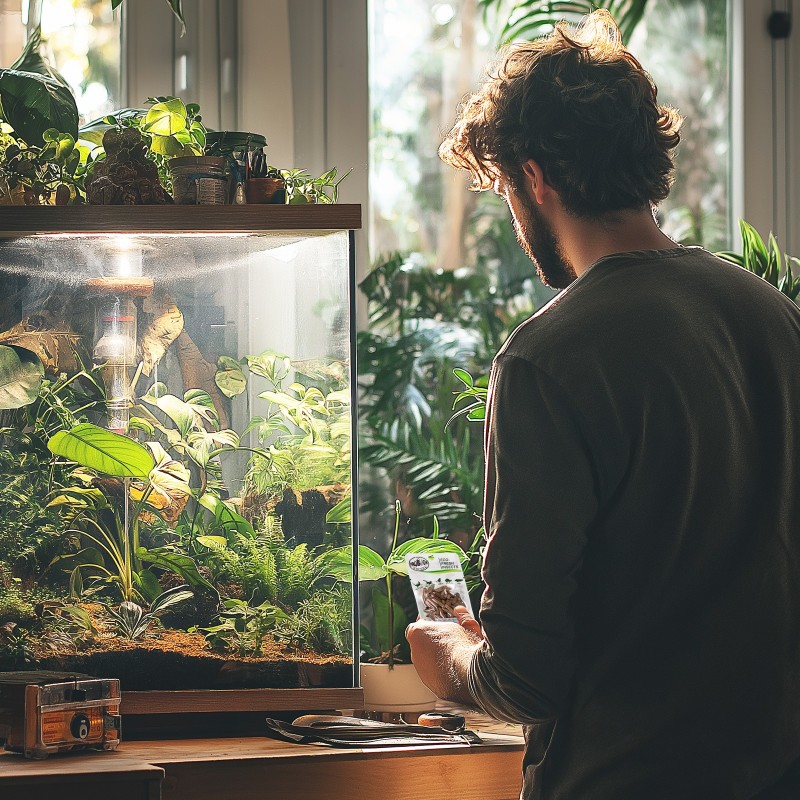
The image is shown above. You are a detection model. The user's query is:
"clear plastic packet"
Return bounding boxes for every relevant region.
[406,552,474,622]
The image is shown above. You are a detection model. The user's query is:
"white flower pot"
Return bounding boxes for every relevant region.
[359,662,438,713]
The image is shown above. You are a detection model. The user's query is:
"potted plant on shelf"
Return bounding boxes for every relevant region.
[322,500,468,712]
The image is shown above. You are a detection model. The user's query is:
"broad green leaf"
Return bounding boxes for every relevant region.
[318,545,386,582]
[453,367,474,388]
[148,133,184,156]
[325,495,351,524]
[134,569,164,603]
[215,355,247,398]
[150,586,193,614]
[199,493,255,541]
[142,389,195,437]
[137,547,216,593]
[196,535,227,550]
[46,487,108,509]
[0,344,43,409]
[387,538,467,575]
[142,99,186,136]
[48,423,155,479]
[4,26,78,143]
[0,68,78,145]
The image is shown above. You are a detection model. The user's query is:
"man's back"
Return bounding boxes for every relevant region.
[476,247,800,799]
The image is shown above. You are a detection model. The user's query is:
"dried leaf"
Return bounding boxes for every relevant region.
[0,317,80,373]
[140,295,184,376]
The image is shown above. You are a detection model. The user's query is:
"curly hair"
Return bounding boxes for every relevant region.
[439,10,683,218]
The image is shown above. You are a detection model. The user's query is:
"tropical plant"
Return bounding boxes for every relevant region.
[80,97,206,192]
[0,365,106,581]
[322,500,467,667]
[0,623,36,669]
[358,253,533,533]
[45,422,211,605]
[104,587,193,641]
[201,597,288,657]
[216,351,351,506]
[717,220,800,304]
[280,166,352,205]
[0,344,43,409]
[0,27,78,147]
[478,0,651,45]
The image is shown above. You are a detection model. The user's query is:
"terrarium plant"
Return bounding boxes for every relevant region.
[44,422,204,621]
[215,351,351,545]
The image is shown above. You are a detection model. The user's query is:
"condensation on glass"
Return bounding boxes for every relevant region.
[0,228,356,692]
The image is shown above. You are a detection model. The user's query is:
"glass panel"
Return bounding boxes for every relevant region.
[0,0,121,124]
[0,229,355,690]
[628,0,731,250]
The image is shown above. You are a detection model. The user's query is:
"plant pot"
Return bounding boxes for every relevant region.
[246,177,286,204]
[359,662,437,713]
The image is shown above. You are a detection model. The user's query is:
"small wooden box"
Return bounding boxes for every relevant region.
[0,671,120,759]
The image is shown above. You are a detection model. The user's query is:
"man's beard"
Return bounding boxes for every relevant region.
[513,190,576,290]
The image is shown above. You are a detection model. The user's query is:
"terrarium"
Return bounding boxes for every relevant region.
[0,205,362,715]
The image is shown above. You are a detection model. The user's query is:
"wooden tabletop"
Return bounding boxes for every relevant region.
[0,715,525,800]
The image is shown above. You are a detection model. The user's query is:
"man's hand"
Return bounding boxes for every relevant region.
[405,606,484,704]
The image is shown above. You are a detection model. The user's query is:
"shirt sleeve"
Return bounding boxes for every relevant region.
[467,354,599,725]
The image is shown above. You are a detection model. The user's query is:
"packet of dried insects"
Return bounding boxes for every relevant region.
[406,552,474,622]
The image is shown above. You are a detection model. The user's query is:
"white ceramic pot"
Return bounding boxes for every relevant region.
[359,662,438,713]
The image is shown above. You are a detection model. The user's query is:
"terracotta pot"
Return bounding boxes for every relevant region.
[246,177,286,204]
[359,662,437,713]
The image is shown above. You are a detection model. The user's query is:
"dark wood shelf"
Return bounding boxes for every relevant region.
[0,715,525,800]
[0,204,361,236]
[121,688,364,715]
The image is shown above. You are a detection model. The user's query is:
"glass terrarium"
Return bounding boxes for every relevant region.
[0,206,362,714]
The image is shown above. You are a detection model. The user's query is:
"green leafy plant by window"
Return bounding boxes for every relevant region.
[478,0,651,45]
[321,500,467,667]
[717,220,800,304]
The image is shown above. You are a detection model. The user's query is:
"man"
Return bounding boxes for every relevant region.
[406,10,800,799]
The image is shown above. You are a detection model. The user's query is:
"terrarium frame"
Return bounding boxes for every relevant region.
[0,205,363,717]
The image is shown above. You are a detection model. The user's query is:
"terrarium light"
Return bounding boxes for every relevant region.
[111,235,142,277]
[34,232,253,240]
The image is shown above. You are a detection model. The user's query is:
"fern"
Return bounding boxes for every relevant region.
[274,586,352,655]
[360,421,483,529]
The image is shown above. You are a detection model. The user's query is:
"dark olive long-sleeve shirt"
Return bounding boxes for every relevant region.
[467,247,800,799]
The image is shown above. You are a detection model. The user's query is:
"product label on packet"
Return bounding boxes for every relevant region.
[406,552,474,622]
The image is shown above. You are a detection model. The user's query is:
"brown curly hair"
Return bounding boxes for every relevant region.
[439,10,683,218]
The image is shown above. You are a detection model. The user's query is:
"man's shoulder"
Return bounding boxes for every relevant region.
[496,245,799,367]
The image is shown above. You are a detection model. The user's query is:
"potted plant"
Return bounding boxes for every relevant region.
[322,500,468,712]
[280,166,352,205]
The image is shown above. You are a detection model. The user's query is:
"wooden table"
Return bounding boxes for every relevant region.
[0,716,525,800]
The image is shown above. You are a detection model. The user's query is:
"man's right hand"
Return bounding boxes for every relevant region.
[453,605,484,639]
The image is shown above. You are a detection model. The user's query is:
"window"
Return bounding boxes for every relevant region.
[369,0,733,266]
[0,0,121,124]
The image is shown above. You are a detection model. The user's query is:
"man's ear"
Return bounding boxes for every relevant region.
[521,159,547,205]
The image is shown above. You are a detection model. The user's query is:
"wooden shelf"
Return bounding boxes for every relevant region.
[0,716,525,800]
[0,204,361,236]
[121,688,364,715]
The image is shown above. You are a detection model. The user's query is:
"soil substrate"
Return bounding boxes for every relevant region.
[36,628,352,691]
